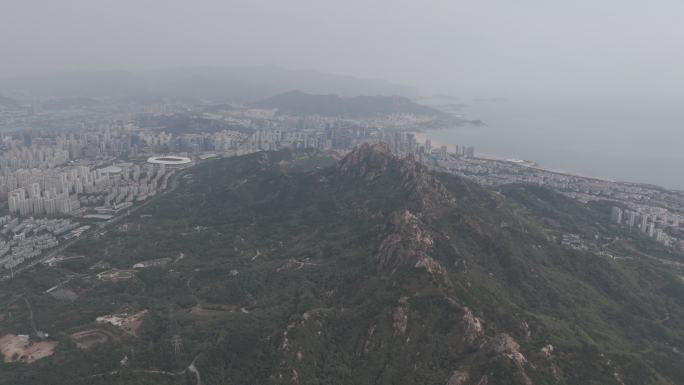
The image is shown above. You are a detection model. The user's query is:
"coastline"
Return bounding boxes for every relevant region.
[413,127,682,193]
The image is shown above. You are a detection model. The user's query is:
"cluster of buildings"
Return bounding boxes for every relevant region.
[243,126,476,166]
[611,207,675,245]
[0,101,480,222]
[0,96,472,275]
[135,129,250,155]
[0,144,69,170]
[435,154,684,251]
[5,162,177,218]
[0,131,182,219]
[5,166,109,217]
[3,95,683,272]
[0,215,79,271]
[560,233,588,251]
[8,185,80,217]
[0,107,191,274]
[100,163,174,208]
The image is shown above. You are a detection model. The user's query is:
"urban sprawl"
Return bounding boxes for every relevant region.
[0,99,682,279]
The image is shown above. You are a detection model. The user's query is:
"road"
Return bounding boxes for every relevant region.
[188,356,203,385]
[88,354,203,385]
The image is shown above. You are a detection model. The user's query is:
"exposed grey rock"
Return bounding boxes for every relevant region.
[392,304,409,336]
[461,308,485,345]
[445,370,469,385]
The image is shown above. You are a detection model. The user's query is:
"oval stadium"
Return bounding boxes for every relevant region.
[146,155,193,166]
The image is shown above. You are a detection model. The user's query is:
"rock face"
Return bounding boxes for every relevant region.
[378,210,435,272]
[362,324,377,354]
[337,142,394,180]
[341,144,457,279]
[337,142,454,211]
[519,321,531,340]
[392,304,409,336]
[414,255,447,278]
[461,308,485,345]
[446,371,469,385]
[490,334,527,367]
[487,334,534,385]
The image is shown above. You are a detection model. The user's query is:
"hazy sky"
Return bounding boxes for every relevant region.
[3,0,684,98]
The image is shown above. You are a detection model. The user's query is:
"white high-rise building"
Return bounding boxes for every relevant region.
[611,207,623,224]
[29,183,40,199]
[641,215,649,233]
[627,211,637,227]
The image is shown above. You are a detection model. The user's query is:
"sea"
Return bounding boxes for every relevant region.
[422,97,684,190]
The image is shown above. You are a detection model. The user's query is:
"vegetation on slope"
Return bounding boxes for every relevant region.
[1,145,683,384]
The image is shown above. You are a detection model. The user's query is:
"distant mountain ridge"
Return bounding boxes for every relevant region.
[254,90,444,118]
[0,67,419,102]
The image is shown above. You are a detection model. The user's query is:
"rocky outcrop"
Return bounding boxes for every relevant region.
[490,334,526,366]
[396,156,454,211]
[378,210,435,272]
[392,303,409,336]
[337,143,454,210]
[519,321,531,340]
[362,324,376,354]
[340,143,457,277]
[487,334,534,385]
[414,255,447,278]
[445,371,469,385]
[337,142,394,180]
[461,308,485,345]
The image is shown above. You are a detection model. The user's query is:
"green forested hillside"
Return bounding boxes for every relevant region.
[1,145,683,385]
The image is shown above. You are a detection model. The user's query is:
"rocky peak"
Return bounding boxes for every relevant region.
[338,142,454,212]
[337,142,395,179]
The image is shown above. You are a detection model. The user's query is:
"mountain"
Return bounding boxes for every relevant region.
[2,145,684,385]
[0,67,419,102]
[254,90,445,118]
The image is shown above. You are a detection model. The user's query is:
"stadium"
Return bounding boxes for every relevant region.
[146,155,192,166]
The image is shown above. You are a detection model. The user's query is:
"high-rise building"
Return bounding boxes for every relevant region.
[465,146,475,158]
[611,207,623,224]
[29,183,40,199]
[641,215,649,233]
[627,211,637,227]
[407,134,416,155]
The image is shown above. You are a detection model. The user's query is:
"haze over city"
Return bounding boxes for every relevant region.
[3,0,684,99]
